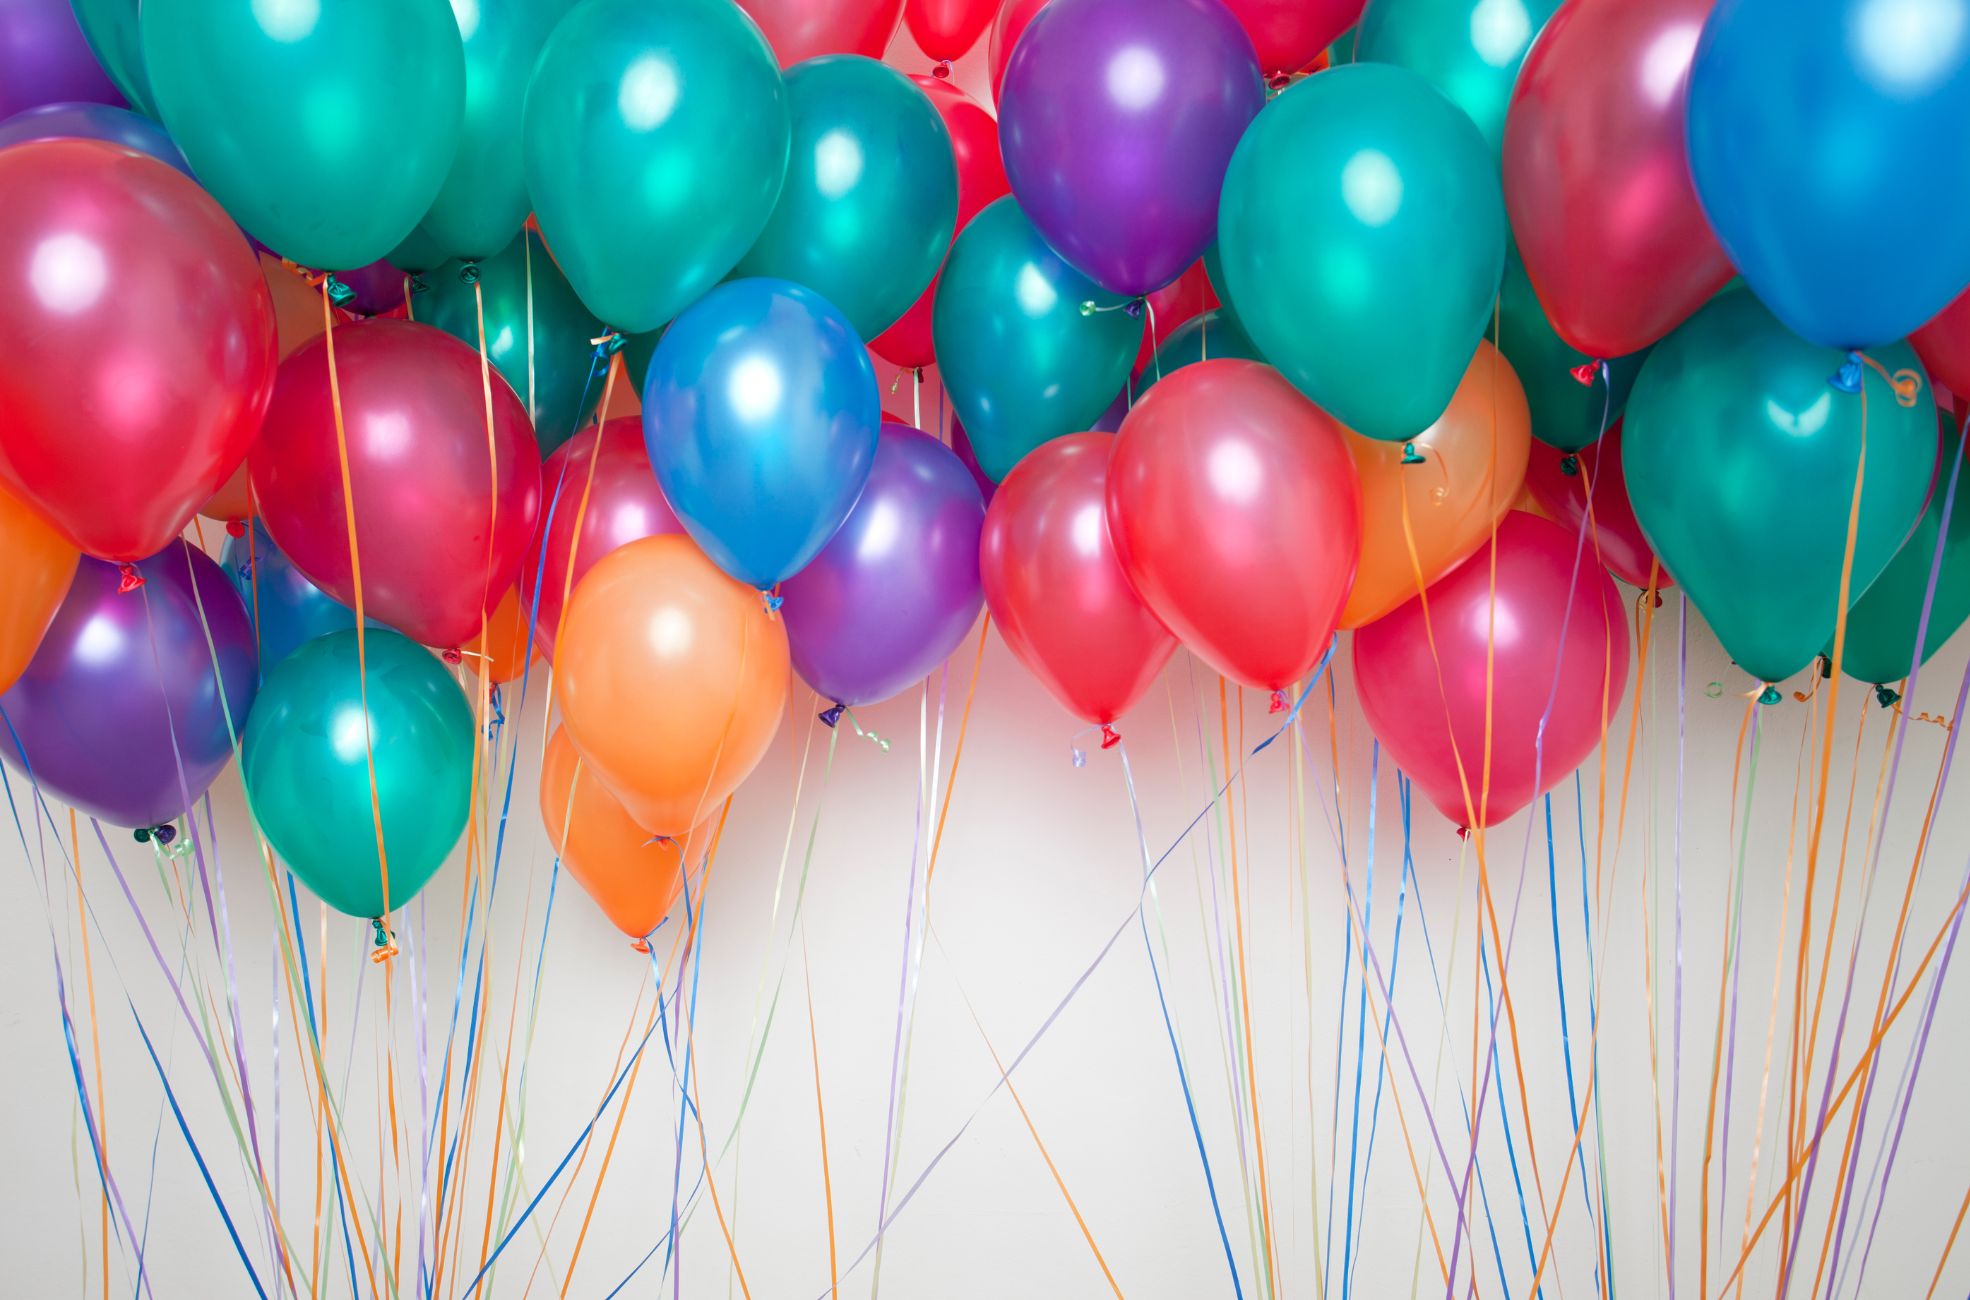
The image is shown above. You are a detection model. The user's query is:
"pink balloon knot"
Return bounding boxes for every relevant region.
[931,59,952,79]
[441,647,463,665]
[1455,825,1471,841]
[1099,723,1121,750]
[1268,689,1287,714]
[224,518,247,538]
[1569,361,1600,387]
[116,562,144,594]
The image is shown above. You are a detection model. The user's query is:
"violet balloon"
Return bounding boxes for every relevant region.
[781,425,986,707]
[0,0,124,119]
[0,543,258,829]
[997,0,1265,297]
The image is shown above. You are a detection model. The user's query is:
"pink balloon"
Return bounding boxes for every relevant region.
[1353,511,1631,830]
[737,0,904,64]
[1522,422,1673,592]
[981,433,1176,725]
[1220,0,1362,78]
[988,0,1047,97]
[906,0,998,61]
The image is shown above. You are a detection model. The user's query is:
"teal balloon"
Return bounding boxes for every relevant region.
[391,225,451,277]
[1217,63,1505,442]
[418,0,572,263]
[1328,27,1360,66]
[1623,288,1937,686]
[1838,424,1970,689]
[1356,0,1558,156]
[140,0,465,271]
[242,629,474,920]
[523,0,790,333]
[417,229,606,456]
[733,56,956,341]
[71,0,154,116]
[1139,310,1263,393]
[1199,241,1239,329]
[933,197,1139,482]
[1499,248,1650,452]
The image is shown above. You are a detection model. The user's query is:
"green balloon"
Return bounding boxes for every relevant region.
[1139,310,1264,394]
[523,0,790,334]
[1356,0,1558,157]
[71,0,154,116]
[1838,423,1970,688]
[1217,64,1505,442]
[732,56,956,342]
[933,198,1139,482]
[417,229,605,456]
[141,0,464,271]
[1328,27,1360,66]
[1499,248,1650,452]
[242,630,474,921]
[1624,288,1937,686]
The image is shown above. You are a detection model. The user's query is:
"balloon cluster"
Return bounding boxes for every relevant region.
[2,0,1968,941]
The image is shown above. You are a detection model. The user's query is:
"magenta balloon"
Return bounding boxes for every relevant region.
[0,543,258,828]
[781,424,986,707]
[950,419,996,504]
[0,0,123,119]
[998,0,1264,296]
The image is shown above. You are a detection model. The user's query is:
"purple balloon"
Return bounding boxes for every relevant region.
[782,425,987,708]
[334,258,409,316]
[999,0,1264,298]
[0,102,192,176]
[949,419,997,505]
[0,0,123,119]
[0,543,258,829]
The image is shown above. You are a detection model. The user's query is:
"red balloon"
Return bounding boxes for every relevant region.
[1354,511,1632,830]
[1220,0,1362,77]
[1503,0,1733,360]
[0,140,275,561]
[520,416,683,663]
[1107,359,1361,692]
[981,433,1176,724]
[870,77,1010,368]
[1913,284,1970,400]
[251,319,543,650]
[737,0,904,64]
[1522,422,1673,592]
[1135,258,1220,372]
[906,0,997,60]
[988,0,1048,98]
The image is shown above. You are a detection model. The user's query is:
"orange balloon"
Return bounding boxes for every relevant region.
[1339,341,1532,629]
[461,584,535,684]
[0,482,80,694]
[541,727,702,947]
[555,534,788,835]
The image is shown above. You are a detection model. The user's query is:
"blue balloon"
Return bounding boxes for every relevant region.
[643,278,880,588]
[1687,0,1970,348]
[220,520,375,672]
[0,101,192,176]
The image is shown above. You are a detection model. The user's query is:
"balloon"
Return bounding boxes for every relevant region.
[998,0,1264,297]
[1220,0,1364,76]
[738,0,904,63]
[1839,423,1970,688]
[1219,64,1504,441]
[519,418,684,663]
[1623,288,1936,685]
[555,535,789,836]
[523,0,790,333]
[906,0,997,60]
[1914,287,1970,398]
[67,0,149,115]
[644,278,879,587]
[251,319,545,650]
[1138,259,1223,369]
[417,0,569,263]
[141,0,464,272]
[0,543,256,829]
[389,226,450,277]
[981,433,1176,724]
[1522,423,1672,592]
[1355,0,1557,155]
[220,519,376,672]
[335,259,411,316]
[988,0,1048,96]
[461,585,535,684]
[0,102,187,175]
[933,198,1139,481]
[734,56,957,342]
[1687,0,1970,350]
[1498,247,1652,453]
[242,628,473,920]
[1353,511,1631,829]
[1341,340,1532,628]
[0,0,122,118]
[0,140,276,562]
[1107,359,1361,691]
[1502,0,1731,361]
[950,421,998,504]
[0,481,78,696]
[782,425,986,706]
[1137,310,1263,394]
[540,728,700,946]
[416,229,606,456]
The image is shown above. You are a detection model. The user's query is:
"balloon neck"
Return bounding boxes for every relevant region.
[116,562,145,594]
[224,518,247,538]
[1757,684,1784,706]
[931,58,952,79]
[457,261,480,287]
[1099,723,1121,750]
[369,918,397,965]
[441,647,463,665]
[1829,351,1864,394]
[1559,454,1580,477]
[1568,360,1603,387]
[630,938,651,954]
[1268,689,1287,714]
[1875,684,1902,709]
[818,703,845,729]
[1401,442,1425,466]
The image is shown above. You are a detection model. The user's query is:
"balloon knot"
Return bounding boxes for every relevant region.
[1815,653,1833,679]
[588,331,625,363]
[764,592,784,615]
[819,703,845,729]
[630,938,651,954]
[1099,723,1121,750]
[1455,825,1471,841]
[224,518,247,538]
[116,562,144,594]
[132,827,151,844]
[931,58,952,79]
[1875,684,1902,708]
[441,647,463,665]
[1079,300,1097,318]
[153,823,176,846]
[458,261,480,286]
[1268,689,1288,714]
[1829,352,1864,394]
[1569,360,1602,387]
[407,273,429,295]
[1401,442,1425,466]
[322,275,356,309]
[1757,684,1784,705]
[369,918,397,964]
[1559,454,1580,477]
